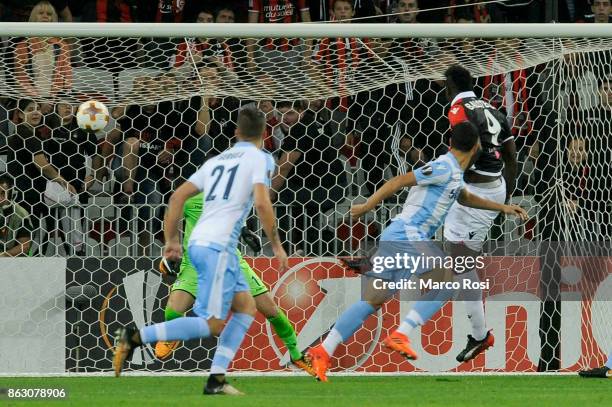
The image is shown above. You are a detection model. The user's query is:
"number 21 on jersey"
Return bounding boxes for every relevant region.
[206,164,239,201]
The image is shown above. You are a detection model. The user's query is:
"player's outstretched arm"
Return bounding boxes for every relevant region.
[164,181,199,261]
[351,172,417,219]
[253,183,288,272]
[458,189,528,221]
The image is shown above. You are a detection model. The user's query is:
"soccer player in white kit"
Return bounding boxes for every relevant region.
[442,65,518,362]
[112,106,288,396]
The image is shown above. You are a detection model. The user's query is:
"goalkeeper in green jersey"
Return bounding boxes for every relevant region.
[157,193,314,375]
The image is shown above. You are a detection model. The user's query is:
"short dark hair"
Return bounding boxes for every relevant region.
[445,65,474,93]
[237,105,266,139]
[215,6,235,17]
[0,174,14,188]
[453,7,475,22]
[196,8,214,21]
[450,121,479,152]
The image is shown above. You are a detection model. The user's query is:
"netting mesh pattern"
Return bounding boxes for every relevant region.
[1,37,611,103]
[0,34,610,373]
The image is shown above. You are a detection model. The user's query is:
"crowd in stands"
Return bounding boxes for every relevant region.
[0,0,610,256]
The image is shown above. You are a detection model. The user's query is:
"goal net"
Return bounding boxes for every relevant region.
[0,23,610,375]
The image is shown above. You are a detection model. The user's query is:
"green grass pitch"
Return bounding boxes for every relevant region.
[0,375,608,406]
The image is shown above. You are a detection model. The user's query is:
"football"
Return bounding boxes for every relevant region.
[76,100,110,132]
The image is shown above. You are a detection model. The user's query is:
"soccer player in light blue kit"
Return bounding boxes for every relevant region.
[113,106,288,395]
[307,121,528,382]
[579,351,611,378]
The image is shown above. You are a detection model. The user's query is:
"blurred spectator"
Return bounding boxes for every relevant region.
[445,0,490,23]
[397,133,426,170]
[80,0,139,71]
[311,0,374,111]
[173,7,236,73]
[81,0,135,21]
[247,0,312,74]
[309,0,390,196]
[481,39,533,141]
[46,100,102,197]
[584,75,612,130]
[187,65,242,159]
[155,0,192,22]
[7,99,77,254]
[307,98,343,151]
[395,0,418,23]
[563,136,589,222]
[0,174,33,257]
[44,100,103,255]
[13,2,72,109]
[159,73,211,180]
[202,95,241,157]
[558,0,590,22]
[272,100,347,254]
[582,75,612,237]
[116,79,175,200]
[447,8,487,62]
[216,6,237,23]
[585,0,611,22]
[1,0,71,21]
[243,96,284,154]
[488,0,545,23]
[114,77,183,253]
[557,45,610,124]
[307,0,379,22]
[377,2,446,184]
[560,134,608,240]
[135,1,205,68]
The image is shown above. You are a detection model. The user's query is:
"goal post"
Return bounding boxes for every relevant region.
[2,22,612,37]
[0,23,609,375]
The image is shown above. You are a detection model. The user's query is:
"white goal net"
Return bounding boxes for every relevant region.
[0,23,610,375]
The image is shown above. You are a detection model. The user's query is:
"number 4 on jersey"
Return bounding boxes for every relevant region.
[484,109,502,146]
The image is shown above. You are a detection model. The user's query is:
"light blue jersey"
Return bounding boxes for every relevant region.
[391,152,464,240]
[186,141,274,320]
[187,141,275,250]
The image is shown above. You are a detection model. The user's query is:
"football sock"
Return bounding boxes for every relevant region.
[397,288,453,336]
[268,310,302,361]
[606,352,612,369]
[164,306,184,322]
[458,270,487,341]
[322,301,375,356]
[464,300,487,341]
[210,313,254,375]
[139,317,210,343]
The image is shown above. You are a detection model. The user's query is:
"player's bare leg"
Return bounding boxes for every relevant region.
[254,292,316,377]
[155,290,193,359]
